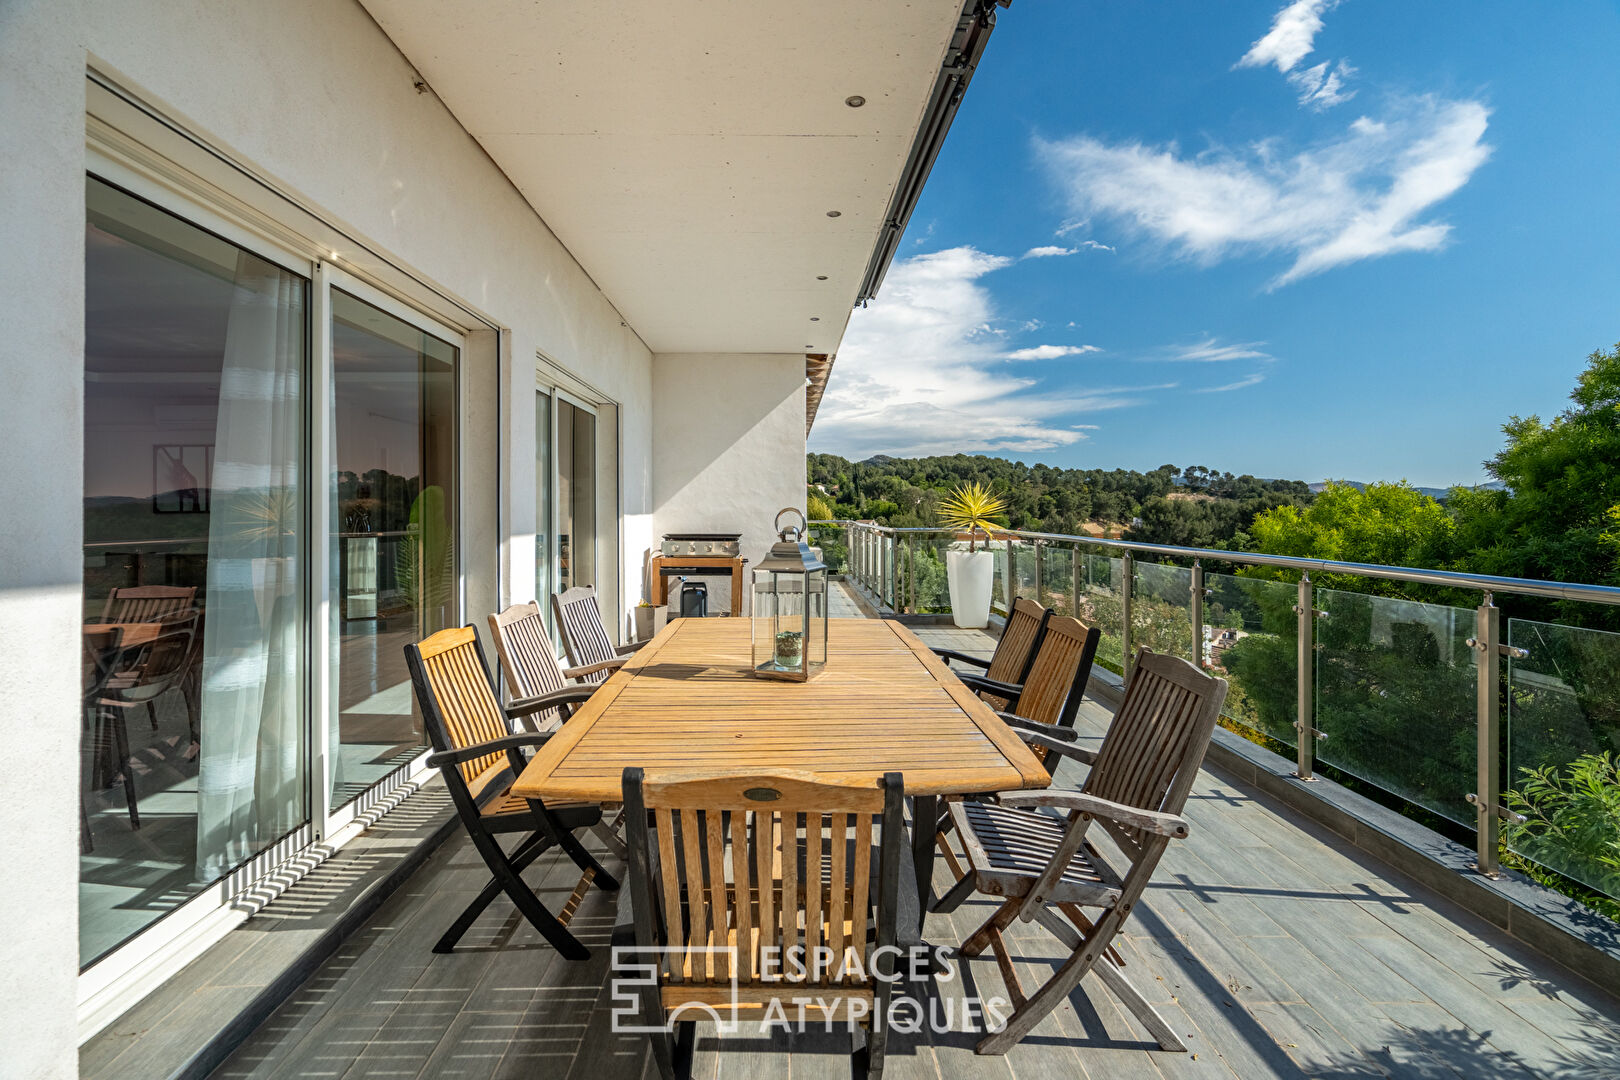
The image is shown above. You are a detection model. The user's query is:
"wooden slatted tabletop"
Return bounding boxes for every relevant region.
[512,617,1050,803]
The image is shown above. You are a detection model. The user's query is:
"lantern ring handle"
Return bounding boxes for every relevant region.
[775,506,807,541]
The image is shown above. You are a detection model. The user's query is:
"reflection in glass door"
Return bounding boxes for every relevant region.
[330,289,458,806]
[81,177,309,967]
[556,396,596,591]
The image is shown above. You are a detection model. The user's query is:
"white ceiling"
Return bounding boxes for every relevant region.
[361,1,967,354]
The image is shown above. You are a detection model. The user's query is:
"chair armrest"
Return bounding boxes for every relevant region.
[931,648,991,670]
[507,686,597,720]
[958,673,1023,706]
[997,713,1081,744]
[562,657,625,680]
[1016,730,1099,765]
[427,731,553,769]
[615,639,651,656]
[997,790,1189,838]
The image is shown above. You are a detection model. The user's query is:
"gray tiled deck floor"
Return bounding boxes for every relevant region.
[214,593,1620,1080]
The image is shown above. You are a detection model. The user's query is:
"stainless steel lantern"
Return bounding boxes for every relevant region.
[751,507,829,681]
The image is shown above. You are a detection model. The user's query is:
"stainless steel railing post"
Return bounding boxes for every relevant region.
[1471,596,1503,876]
[1191,560,1205,668]
[886,533,897,612]
[1294,573,1318,780]
[1072,542,1083,621]
[905,533,916,615]
[1464,595,1529,876]
[1121,551,1135,680]
[1033,539,1045,608]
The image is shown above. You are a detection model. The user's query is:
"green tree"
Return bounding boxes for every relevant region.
[1448,343,1620,607]
[1246,481,1456,595]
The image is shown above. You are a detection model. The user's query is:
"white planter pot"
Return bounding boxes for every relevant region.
[946,549,995,628]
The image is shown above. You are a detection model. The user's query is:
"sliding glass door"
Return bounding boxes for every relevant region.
[81,173,466,970]
[555,394,597,592]
[82,177,309,966]
[535,389,553,615]
[329,289,459,806]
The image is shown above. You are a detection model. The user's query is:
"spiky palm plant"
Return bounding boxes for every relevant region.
[938,481,1006,553]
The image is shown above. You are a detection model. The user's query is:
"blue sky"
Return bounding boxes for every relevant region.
[809,0,1620,488]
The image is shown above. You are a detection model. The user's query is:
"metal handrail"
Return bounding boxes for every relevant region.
[812,520,1620,606]
[813,518,1617,880]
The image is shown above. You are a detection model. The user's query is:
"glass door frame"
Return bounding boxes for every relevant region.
[77,156,474,1022]
[78,151,323,1017]
[81,75,493,1039]
[313,262,468,841]
[550,387,598,600]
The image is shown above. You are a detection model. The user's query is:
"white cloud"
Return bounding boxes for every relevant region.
[1078,239,1116,252]
[1164,337,1272,363]
[1238,0,1335,73]
[1037,95,1491,288]
[1239,1,1356,111]
[1193,372,1268,393]
[809,247,1151,458]
[1023,245,1074,258]
[1289,60,1356,109]
[1005,344,1102,361]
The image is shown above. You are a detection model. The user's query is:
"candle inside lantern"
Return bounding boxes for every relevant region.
[774,630,803,669]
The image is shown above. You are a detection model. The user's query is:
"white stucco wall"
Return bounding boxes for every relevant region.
[0,2,821,1071]
[0,4,87,1076]
[81,0,656,632]
[2,0,661,1071]
[651,353,809,589]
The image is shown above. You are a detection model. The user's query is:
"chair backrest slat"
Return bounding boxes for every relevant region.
[624,771,899,990]
[409,626,512,791]
[488,603,574,727]
[1016,614,1101,730]
[551,586,618,683]
[985,597,1048,685]
[101,585,197,624]
[1085,649,1226,851]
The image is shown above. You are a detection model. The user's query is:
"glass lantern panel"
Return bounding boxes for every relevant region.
[807,568,828,671]
[753,568,810,676]
[752,567,776,672]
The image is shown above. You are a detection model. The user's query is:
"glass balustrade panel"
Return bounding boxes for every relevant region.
[1505,618,1620,902]
[1131,561,1195,665]
[1077,552,1126,675]
[1314,588,1475,825]
[1204,571,1298,749]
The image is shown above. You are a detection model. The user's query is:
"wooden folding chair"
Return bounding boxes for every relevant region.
[933,614,1102,898]
[618,769,912,1080]
[942,649,1226,1054]
[81,627,126,852]
[404,626,620,959]
[100,586,203,739]
[488,601,630,859]
[931,596,1049,711]
[552,585,647,685]
[954,612,1099,738]
[100,584,196,623]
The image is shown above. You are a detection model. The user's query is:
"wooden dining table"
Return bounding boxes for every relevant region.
[513,616,1051,928]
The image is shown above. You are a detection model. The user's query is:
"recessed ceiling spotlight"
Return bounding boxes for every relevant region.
[816,275,828,280]
[826,210,841,218]
[845,95,866,108]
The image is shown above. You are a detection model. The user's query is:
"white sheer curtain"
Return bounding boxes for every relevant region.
[195,253,306,882]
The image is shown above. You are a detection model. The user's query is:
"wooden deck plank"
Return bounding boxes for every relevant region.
[208,612,1620,1080]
